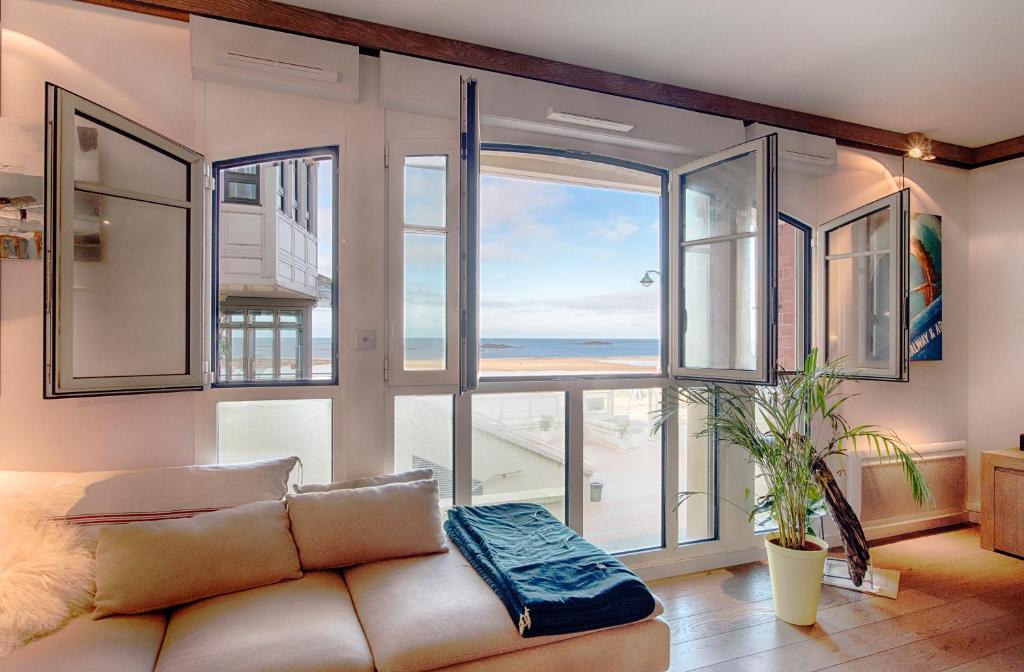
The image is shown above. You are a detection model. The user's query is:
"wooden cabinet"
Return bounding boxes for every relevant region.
[981,450,1024,558]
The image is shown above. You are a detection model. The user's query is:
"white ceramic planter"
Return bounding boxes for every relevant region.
[764,533,829,625]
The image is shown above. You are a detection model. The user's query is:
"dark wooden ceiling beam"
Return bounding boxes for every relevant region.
[76,0,1019,169]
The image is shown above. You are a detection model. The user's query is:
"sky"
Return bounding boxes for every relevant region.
[404,166,662,340]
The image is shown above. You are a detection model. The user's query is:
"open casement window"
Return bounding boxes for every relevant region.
[778,213,812,373]
[44,84,204,398]
[669,135,778,385]
[815,189,910,381]
[386,138,461,386]
[459,77,480,393]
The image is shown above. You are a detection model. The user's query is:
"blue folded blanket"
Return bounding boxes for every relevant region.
[444,503,656,638]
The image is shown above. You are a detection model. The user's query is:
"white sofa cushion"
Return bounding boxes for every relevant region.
[287,479,447,570]
[154,571,374,672]
[292,468,432,494]
[93,500,302,618]
[343,545,665,672]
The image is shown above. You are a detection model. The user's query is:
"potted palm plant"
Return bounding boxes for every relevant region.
[655,349,930,625]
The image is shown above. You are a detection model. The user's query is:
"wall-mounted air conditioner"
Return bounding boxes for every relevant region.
[190,16,360,103]
[745,123,837,176]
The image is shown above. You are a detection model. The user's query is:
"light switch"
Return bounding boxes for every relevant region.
[355,329,376,351]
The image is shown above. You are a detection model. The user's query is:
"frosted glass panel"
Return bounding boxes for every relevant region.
[217,399,332,486]
[679,398,714,544]
[394,395,454,508]
[71,192,187,377]
[583,389,662,553]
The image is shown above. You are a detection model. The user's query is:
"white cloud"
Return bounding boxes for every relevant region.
[589,216,639,243]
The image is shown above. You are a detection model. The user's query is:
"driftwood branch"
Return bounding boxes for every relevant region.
[813,458,870,586]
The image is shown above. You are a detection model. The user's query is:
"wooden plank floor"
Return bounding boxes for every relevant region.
[647,525,1024,671]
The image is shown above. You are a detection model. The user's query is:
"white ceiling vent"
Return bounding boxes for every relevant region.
[191,17,359,102]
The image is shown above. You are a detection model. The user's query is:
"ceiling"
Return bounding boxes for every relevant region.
[283,0,1024,147]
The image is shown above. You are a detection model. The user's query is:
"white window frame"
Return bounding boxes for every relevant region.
[386,138,462,387]
[44,84,204,398]
[668,135,778,385]
[815,189,910,381]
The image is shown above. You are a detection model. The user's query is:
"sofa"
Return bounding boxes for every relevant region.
[0,461,670,672]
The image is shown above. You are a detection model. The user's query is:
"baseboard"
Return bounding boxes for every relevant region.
[631,547,766,582]
[863,511,970,542]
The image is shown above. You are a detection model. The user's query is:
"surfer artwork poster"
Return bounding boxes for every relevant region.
[909,213,942,361]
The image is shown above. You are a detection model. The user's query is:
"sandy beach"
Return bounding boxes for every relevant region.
[480,356,659,374]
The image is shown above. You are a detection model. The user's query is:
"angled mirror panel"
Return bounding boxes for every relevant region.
[669,135,777,384]
[816,189,910,381]
[45,84,204,397]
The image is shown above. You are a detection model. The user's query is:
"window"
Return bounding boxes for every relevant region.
[305,161,314,232]
[217,399,333,485]
[475,148,664,379]
[275,162,286,212]
[213,148,338,386]
[471,392,567,521]
[394,395,455,508]
[670,135,778,384]
[387,140,460,386]
[222,165,260,205]
[817,190,910,380]
[43,84,204,397]
[217,305,309,381]
[583,388,663,553]
[292,160,300,221]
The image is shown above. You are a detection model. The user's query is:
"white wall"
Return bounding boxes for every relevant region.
[967,157,1024,508]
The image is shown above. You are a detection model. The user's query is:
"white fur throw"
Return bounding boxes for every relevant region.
[0,502,94,658]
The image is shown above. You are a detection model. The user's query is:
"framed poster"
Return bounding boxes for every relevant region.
[909,213,942,361]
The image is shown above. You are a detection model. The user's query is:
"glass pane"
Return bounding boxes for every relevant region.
[249,309,274,324]
[74,114,187,202]
[214,155,336,385]
[826,253,892,368]
[471,392,566,521]
[394,395,454,509]
[679,397,714,544]
[404,232,447,371]
[478,156,662,378]
[777,219,808,372]
[583,389,663,554]
[71,192,188,378]
[253,328,274,379]
[827,207,891,256]
[225,181,258,203]
[217,399,332,486]
[681,151,757,241]
[404,156,447,228]
[279,327,300,380]
[682,236,757,371]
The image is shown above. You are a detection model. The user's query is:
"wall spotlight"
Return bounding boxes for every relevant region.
[906,132,935,161]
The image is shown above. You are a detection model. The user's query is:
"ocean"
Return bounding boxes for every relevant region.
[403,337,659,361]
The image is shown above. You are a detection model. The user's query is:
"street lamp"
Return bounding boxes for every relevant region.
[639,269,660,288]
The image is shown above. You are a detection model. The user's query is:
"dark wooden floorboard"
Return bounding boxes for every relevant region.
[646,525,1024,672]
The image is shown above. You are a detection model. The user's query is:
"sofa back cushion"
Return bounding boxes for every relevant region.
[93,500,302,618]
[286,479,447,570]
[292,468,432,494]
[0,458,299,550]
